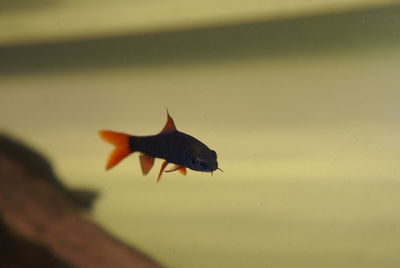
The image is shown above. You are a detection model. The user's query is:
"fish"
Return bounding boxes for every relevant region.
[99,111,221,182]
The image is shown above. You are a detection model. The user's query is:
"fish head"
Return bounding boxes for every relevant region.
[184,146,218,172]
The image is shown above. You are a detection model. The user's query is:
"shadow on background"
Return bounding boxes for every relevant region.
[0,0,61,13]
[0,2,399,76]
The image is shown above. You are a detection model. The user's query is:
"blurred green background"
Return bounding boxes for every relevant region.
[1,1,400,267]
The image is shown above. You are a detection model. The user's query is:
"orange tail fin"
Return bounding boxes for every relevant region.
[99,130,131,170]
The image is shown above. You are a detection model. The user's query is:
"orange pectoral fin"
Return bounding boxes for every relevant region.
[157,161,169,182]
[139,154,155,175]
[165,165,187,175]
[178,167,187,175]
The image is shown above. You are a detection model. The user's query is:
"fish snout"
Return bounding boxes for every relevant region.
[209,161,218,172]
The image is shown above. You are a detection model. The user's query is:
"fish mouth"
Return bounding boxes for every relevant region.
[194,161,218,173]
[200,167,216,173]
[209,167,223,176]
[208,165,218,172]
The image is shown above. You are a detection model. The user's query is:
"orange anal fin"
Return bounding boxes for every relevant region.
[139,154,155,175]
[157,161,169,183]
[160,110,177,133]
[165,165,187,175]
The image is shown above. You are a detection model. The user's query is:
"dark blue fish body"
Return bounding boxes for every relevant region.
[100,112,219,182]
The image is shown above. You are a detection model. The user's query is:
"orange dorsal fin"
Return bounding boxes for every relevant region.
[165,165,187,175]
[99,130,131,170]
[160,110,177,133]
[139,154,155,175]
[157,161,169,182]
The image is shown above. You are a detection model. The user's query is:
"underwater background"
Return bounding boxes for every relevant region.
[1,1,400,267]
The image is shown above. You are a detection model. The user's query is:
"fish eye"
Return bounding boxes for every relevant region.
[191,156,199,164]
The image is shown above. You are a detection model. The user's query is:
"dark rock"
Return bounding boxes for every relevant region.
[0,134,164,268]
[0,134,98,211]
